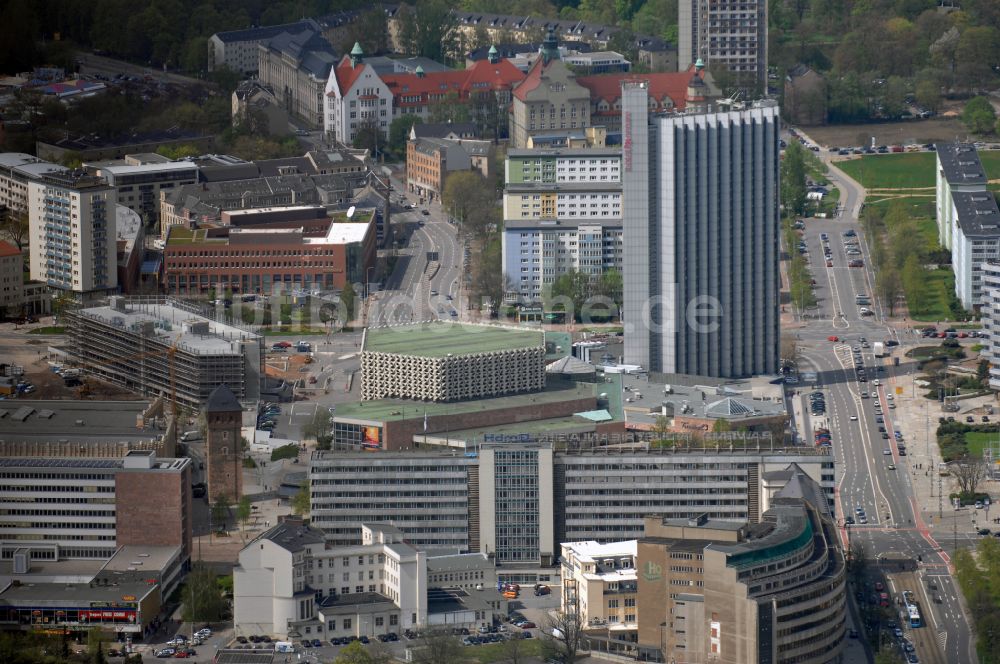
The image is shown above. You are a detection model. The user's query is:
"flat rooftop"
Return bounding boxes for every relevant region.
[0,400,162,444]
[0,579,158,605]
[364,322,543,357]
[954,190,1000,236]
[334,377,595,424]
[71,299,260,354]
[937,143,987,186]
[507,147,622,158]
[100,545,181,574]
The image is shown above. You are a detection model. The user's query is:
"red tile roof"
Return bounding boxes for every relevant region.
[331,55,368,95]
[332,57,525,108]
[511,57,548,102]
[0,240,21,258]
[577,67,706,112]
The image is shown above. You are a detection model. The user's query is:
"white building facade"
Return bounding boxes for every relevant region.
[560,540,638,634]
[950,191,1000,309]
[501,149,624,301]
[936,143,989,250]
[28,171,118,295]
[983,262,1000,391]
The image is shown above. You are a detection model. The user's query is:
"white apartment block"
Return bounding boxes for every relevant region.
[678,0,767,83]
[502,220,623,301]
[208,20,320,75]
[936,143,989,250]
[502,149,623,301]
[28,171,118,295]
[951,192,1000,309]
[0,153,66,214]
[560,540,638,633]
[982,262,1000,390]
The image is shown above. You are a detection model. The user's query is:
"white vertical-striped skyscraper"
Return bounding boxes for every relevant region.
[621,81,780,379]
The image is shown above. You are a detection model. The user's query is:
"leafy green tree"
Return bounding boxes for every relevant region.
[397,0,458,62]
[901,254,927,315]
[302,409,333,449]
[429,91,472,124]
[211,493,231,531]
[181,562,229,623]
[352,123,383,156]
[291,485,310,516]
[236,495,252,536]
[388,116,421,155]
[595,269,623,311]
[915,79,942,113]
[339,9,389,57]
[876,266,902,316]
[780,142,808,216]
[335,641,373,664]
[712,418,732,433]
[549,270,592,322]
[340,282,357,322]
[963,97,997,136]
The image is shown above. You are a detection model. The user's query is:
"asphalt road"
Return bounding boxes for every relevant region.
[788,145,976,663]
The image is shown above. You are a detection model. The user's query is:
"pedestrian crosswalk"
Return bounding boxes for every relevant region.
[937,629,947,651]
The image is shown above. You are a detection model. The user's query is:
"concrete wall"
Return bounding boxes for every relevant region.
[115,464,192,561]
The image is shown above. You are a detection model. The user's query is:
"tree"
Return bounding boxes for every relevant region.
[353,123,383,156]
[88,627,106,664]
[211,493,231,531]
[291,485,310,516]
[952,455,990,497]
[780,142,808,216]
[595,269,623,312]
[544,609,585,664]
[412,629,463,664]
[0,208,29,252]
[429,91,472,124]
[388,116,421,155]
[876,267,903,316]
[181,562,229,623]
[780,333,798,368]
[901,254,926,315]
[340,9,389,57]
[236,495,252,538]
[652,415,671,442]
[442,171,494,235]
[501,631,527,664]
[915,79,942,114]
[963,96,997,136]
[302,409,333,449]
[341,282,357,323]
[549,270,592,322]
[334,640,373,664]
[473,238,510,317]
[712,418,732,433]
[397,0,458,62]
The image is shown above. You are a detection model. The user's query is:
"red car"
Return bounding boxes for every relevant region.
[828,336,839,342]
[274,341,293,348]
[826,260,833,267]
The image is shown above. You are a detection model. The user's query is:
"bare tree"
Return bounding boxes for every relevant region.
[780,333,798,368]
[502,632,526,664]
[0,208,29,251]
[412,628,463,664]
[951,455,990,497]
[544,609,585,664]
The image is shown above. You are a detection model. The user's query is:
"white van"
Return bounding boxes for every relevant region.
[180,431,203,442]
[275,641,294,653]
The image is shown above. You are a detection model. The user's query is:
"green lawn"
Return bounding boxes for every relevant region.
[838,153,937,189]
[909,267,955,322]
[964,431,1000,459]
[466,637,542,663]
[838,150,1000,190]
[26,326,65,335]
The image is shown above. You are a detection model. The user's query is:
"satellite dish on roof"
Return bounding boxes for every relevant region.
[346,206,356,219]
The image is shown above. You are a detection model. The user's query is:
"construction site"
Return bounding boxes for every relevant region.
[62,296,264,410]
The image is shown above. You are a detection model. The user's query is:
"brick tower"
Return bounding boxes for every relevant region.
[204,384,243,506]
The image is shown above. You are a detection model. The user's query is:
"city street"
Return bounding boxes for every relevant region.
[787,144,977,663]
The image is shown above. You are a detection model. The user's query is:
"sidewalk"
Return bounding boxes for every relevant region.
[883,346,1000,561]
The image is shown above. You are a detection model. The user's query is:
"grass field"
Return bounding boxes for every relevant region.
[467,638,542,663]
[837,153,937,189]
[837,150,1000,190]
[26,326,66,335]
[365,322,543,356]
[964,431,1000,459]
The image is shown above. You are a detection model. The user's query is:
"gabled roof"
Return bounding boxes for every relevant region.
[0,240,21,258]
[205,384,242,413]
[577,67,715,113]
[334,57,524,107]
[411,122,478,139]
